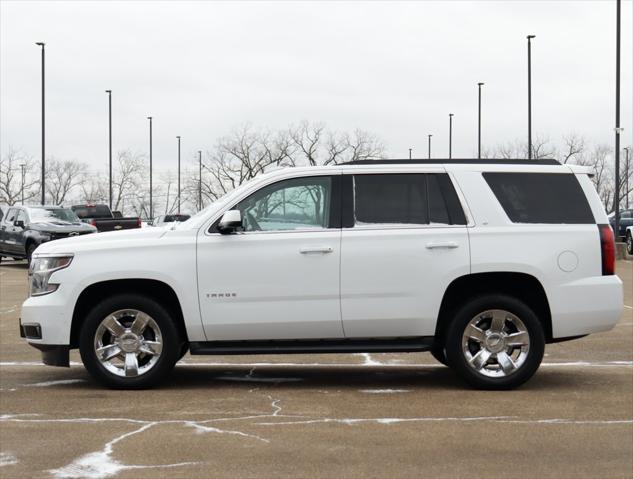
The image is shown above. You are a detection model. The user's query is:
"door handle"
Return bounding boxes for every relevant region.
[426,241,459,249]
[300,246,333,254]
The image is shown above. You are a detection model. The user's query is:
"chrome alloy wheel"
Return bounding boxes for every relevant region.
[93,309,163,378]
[461,309,530,378]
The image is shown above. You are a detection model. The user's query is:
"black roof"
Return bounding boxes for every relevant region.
[343,158,560,165]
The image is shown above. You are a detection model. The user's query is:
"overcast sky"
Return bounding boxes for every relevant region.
[1,0,632,173]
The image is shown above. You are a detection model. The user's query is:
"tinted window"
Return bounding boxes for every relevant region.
[236,176,332,232]
[483,173,594,224]
[353,174,466,226]
[72,205,112,219]
[355,174,428,225]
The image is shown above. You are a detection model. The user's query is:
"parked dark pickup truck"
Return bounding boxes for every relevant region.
[0,205,97,262]
[71,204,141,232]
[609,209,633,240]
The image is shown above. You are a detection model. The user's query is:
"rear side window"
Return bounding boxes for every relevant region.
[353,173,466,226]
[72,205,111,219]
[483,172,594,224]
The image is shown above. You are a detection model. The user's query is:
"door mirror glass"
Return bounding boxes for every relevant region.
[218,210,242,234]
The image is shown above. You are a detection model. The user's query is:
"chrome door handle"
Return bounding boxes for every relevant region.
[426,241,459,249]
[300,246,333,254]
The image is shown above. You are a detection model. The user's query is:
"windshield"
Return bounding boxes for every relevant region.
[29,208,80,223]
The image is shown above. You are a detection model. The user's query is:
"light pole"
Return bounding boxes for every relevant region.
[624,147,630,209]
[428,134,432,159]
[35,42,45,204]
[449,113,454,159]
[176,136,181,214]
[105,90,112,209]
[20,164,25,205]
[614,0,621,239]
[198,150,202,211]
[147,116,153,221]
[409,148,412,160]
[478,82,484,159]
[527,35,536,159]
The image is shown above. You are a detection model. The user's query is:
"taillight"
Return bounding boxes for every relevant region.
[90,219,97,227]
[598,224,615,275]
[136,217,142,228]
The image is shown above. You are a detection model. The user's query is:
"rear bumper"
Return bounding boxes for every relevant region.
[550,275,623,338]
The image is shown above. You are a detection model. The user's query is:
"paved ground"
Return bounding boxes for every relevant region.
[1,260,632,479]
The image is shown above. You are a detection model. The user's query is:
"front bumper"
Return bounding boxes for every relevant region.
[19,317,70,367]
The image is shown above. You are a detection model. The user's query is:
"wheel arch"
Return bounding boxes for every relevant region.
[434,272,552,346]
[70,278,188,348]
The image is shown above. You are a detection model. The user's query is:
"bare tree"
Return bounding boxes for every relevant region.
[0,148,39,205]
[111,150,145,213]
[560,134,586,164]
[45,158,88,205]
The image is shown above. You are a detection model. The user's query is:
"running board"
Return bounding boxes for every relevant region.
[189,337,435,355]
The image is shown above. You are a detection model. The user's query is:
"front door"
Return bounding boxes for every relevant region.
[197,174,344,341]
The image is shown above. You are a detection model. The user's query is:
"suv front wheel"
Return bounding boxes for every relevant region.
[445,295,545,390]
[79,294,181,389]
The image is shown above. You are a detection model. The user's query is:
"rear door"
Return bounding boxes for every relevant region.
[340,170,470,338]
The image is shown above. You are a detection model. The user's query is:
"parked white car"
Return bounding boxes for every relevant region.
[20,159,623,389]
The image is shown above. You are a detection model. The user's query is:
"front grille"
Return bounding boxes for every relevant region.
[50,231,90,240]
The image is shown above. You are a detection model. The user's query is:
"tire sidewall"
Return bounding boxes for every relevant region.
[445,294,545,390]
[79,294,180,389]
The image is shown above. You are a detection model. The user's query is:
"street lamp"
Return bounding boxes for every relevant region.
[105,90,112,209]
[198,150,202,211]
[527,35,536,159]
[428,134,433,159]
[147,116,153,221]
[478,82,484,159]
[20,164,25,205]
[35,42,45,204]
[176,136,181,214]
[624,146,630,209]
[449,113,454,159]
[614,0,622,239]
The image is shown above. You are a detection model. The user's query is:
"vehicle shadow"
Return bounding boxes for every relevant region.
[0,260,29,269]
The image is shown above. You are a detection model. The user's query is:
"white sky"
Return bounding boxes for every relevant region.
[1,0,632,173]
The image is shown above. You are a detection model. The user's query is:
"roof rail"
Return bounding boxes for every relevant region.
[343,158,561,166]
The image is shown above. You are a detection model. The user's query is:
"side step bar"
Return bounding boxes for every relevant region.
[189,337,435,355]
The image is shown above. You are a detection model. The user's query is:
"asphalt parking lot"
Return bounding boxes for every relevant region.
[1,260,632,479]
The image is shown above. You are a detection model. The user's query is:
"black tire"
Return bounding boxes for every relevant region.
[627,232,632,255]
[430,343,448,366]
[26,243,37,264]
[445,294,545,390]
[79,294,181,389]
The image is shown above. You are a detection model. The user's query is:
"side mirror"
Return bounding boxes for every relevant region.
[14,220,25,229]
[218,210,242,234]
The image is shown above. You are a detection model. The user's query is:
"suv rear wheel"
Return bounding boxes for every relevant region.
[79,294,181,389]
[445,295,545,390]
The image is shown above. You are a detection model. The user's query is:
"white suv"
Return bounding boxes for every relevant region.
[19,159,623,390]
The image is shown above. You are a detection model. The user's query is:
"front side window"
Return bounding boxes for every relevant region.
[236,176,333,232]
[5,208,17,224]
[16,210,28,224]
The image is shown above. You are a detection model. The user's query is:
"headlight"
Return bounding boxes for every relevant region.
[29,255,73,296]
